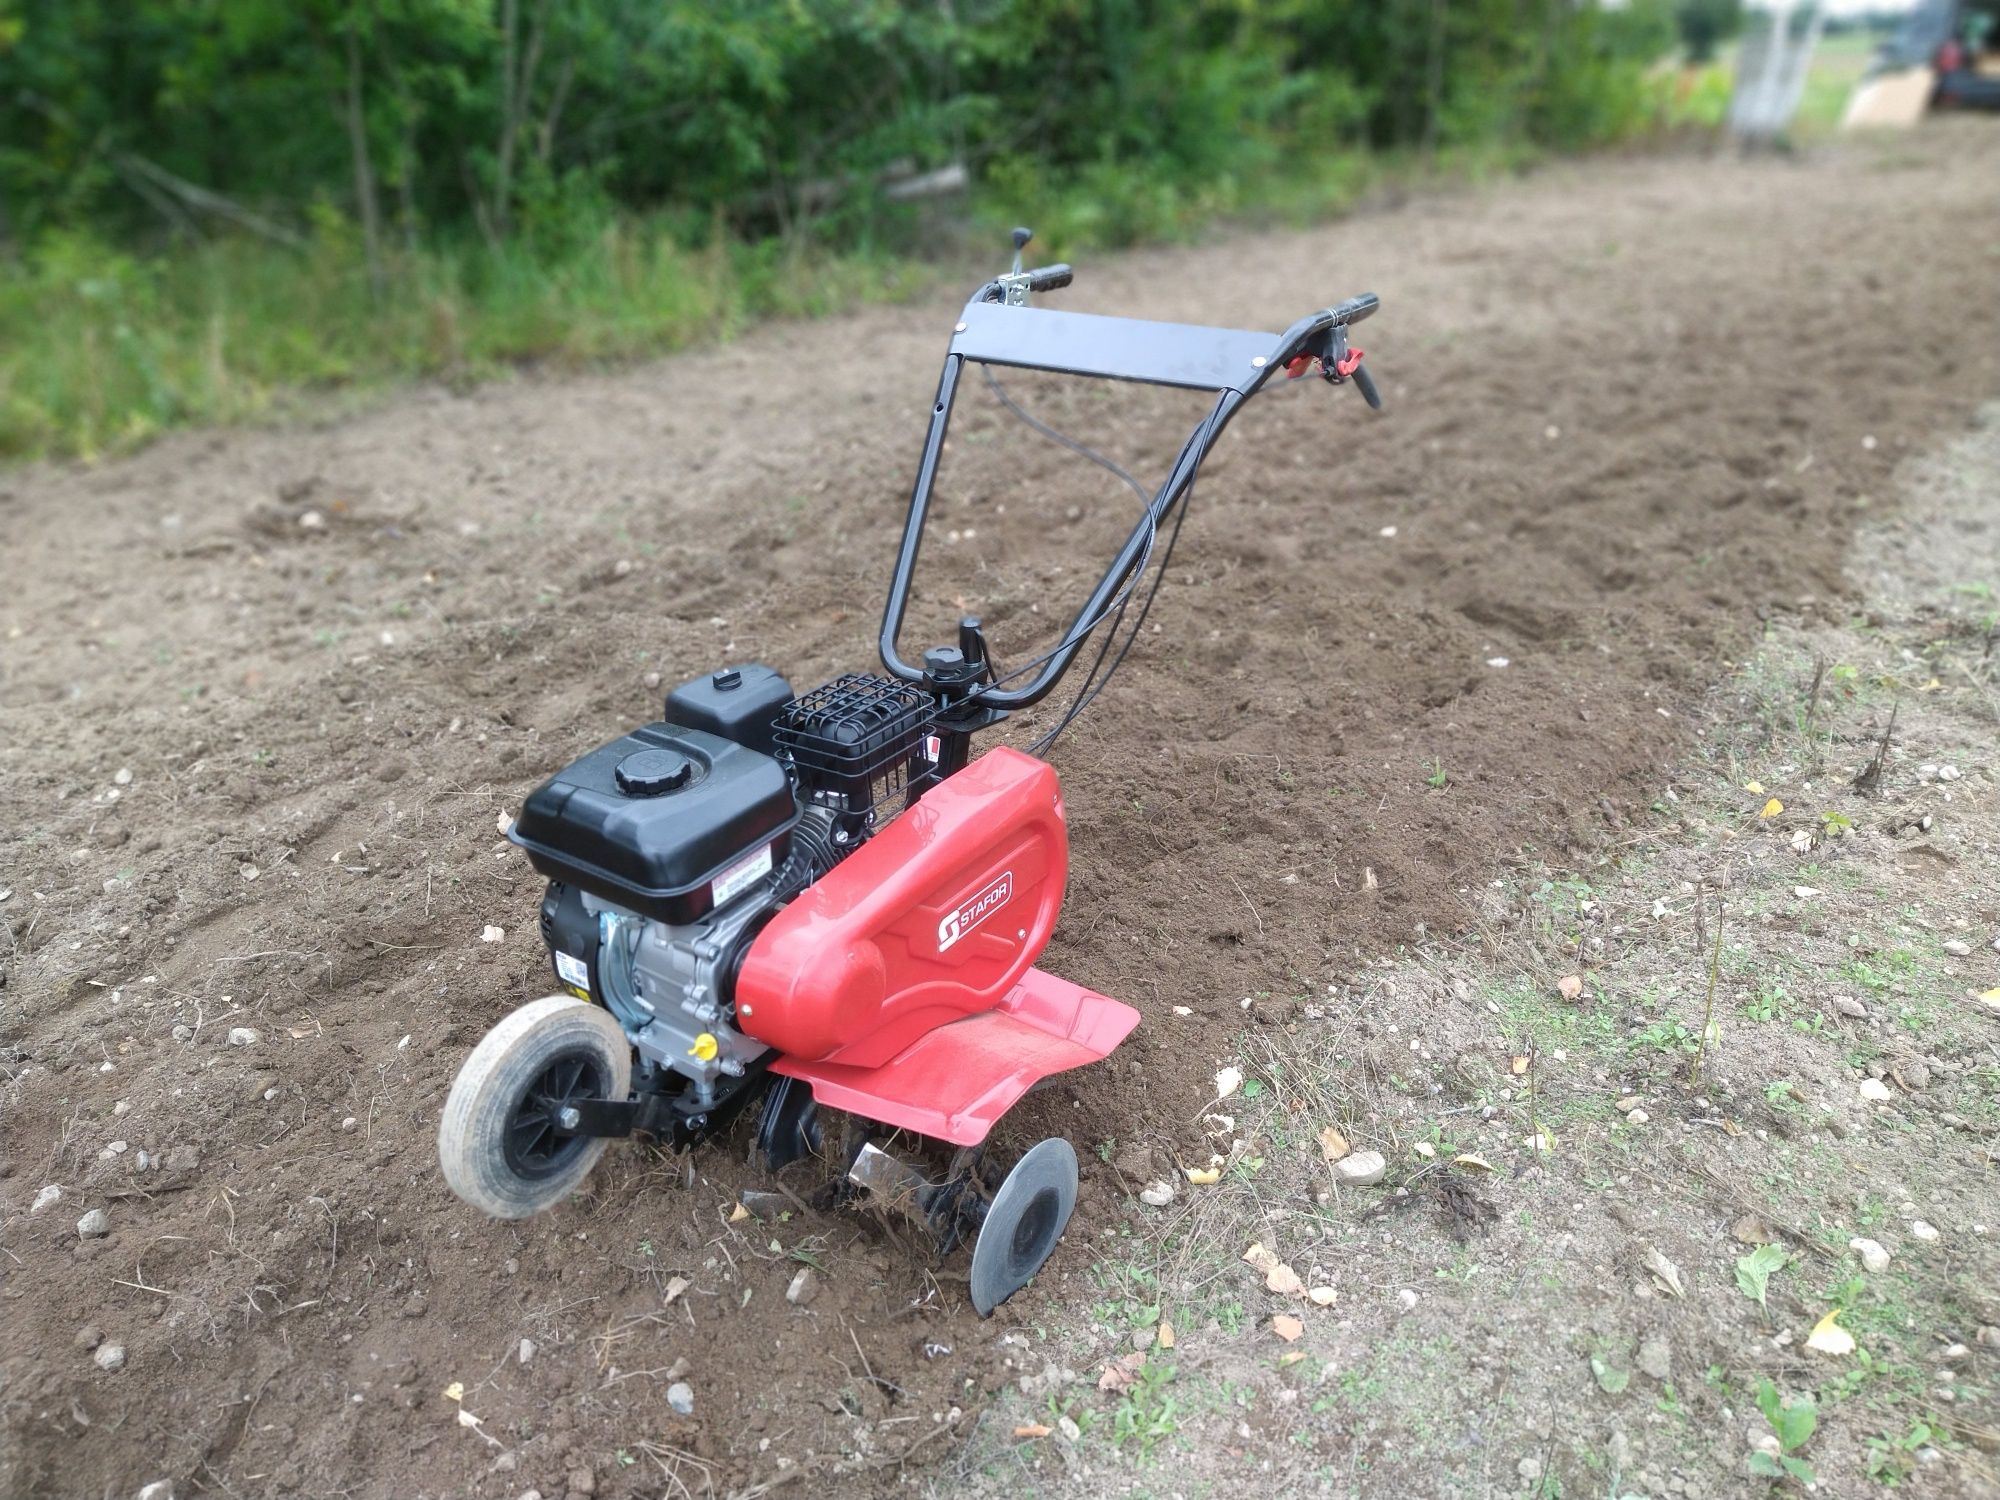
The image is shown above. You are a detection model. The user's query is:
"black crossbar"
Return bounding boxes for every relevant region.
[949,300,1282,392]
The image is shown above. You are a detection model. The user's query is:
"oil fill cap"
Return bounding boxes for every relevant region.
[615,748,694,796]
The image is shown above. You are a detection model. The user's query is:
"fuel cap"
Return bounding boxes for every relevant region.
[615,748,694,796]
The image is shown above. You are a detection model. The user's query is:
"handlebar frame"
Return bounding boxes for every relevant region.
[877,276,1379,713]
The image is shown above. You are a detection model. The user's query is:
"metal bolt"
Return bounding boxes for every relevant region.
[739,1004,753,1017]
[557,1106,581,1131]
[954,322,967,333]
[1250,355,1267,368]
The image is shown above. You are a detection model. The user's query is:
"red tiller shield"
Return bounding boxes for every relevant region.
[735,747,1138,1145]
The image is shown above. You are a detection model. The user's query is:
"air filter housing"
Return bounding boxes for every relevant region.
[775,674,934,812]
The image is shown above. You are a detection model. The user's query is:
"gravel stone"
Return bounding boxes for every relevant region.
[1849,1237,1891,1273]
[227,1027,259,1047]
[31,1184,61,1213]
[93,1343,126,1372]
[1333,1150,1387,1186]
[1637,1336,1672,1382]
[666,1381,695,1416]
[76,1208,109,1238]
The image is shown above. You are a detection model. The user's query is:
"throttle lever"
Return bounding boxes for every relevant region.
[1346,357,1382,410]
[1289,323,1384,411]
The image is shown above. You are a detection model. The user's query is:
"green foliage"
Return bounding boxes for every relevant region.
[1749,1378,1817,1485]
[1734,1244,1786,1312]
[1675,0,1745,65]
[0,0,1687,459]
[1590,1352,1631,1394]
[1109,1357,1179,1460]
[1864,1418,1936,1486]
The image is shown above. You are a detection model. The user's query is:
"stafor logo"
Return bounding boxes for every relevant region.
[937,870,1013,953]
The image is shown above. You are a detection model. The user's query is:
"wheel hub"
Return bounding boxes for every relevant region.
[502,1047,607,1179]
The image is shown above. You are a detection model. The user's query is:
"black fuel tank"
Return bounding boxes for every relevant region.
[508,724,798,923]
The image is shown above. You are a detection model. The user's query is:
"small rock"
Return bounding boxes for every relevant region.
[32,1184,61,1213]
[739,1190,789,1222]
[171,1024,193,1042]
[1849,1237,1891,1274]
[1130,1326,1155,1352]
[1138,1180,1176,1207]
[480,925,505,943]
[667,1381,695,1416]
[1625,1109,1650,1125]
[137,1484,173,1500]
[566,1468,595,1497]
[1398,1288,1419,1311]
[1895,1059,1931,1090]
[1941,1343,1970,1362]
[1943,939,1972,958]
[93,1343,126,1372]
[1937,765,1961,781]
[1333,1150,1387,1187]
[1637,1336,1672,1382]
[1910,1220,1939,1242]
[1833,996,1868,1019]
[227,1027,259,1047]
[340,1116,357,1132]
[1615,1095,1643,1113]
[786,1267,819,1307]
[1858,1078,1893,1103]
[76,1325,103,1349]
[113,1100,131,1117]
[77,1209,109,1238]
[100,1140,129,1159]
[517,1338,536,1364]
[1057,1414,1082,1443]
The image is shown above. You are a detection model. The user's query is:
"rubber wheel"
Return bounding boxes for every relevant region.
[438,996,632,1219]
[969,1138,1078,1316]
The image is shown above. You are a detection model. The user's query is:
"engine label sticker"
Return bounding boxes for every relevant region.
[712,841,774,906]
[554,951,590,990]
[938,869,1013,953]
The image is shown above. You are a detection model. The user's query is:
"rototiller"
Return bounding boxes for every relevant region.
[440,230,1381,1314]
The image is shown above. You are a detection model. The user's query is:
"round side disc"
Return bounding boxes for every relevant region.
[969,1138,1078,1317]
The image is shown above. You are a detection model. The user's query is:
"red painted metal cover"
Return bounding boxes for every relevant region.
[735,746,1137,1139]
[770,967,1139,1146]
[737,746,1066,1067]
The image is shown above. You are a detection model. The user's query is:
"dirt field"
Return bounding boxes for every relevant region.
[4,124,1999,1500]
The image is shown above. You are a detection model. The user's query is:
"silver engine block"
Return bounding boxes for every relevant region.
[582,887,772,1108]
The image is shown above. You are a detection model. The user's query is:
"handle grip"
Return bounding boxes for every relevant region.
[1027,263,1073,292]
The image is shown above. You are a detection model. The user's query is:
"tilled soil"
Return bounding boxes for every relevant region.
[3,124,1999,1500]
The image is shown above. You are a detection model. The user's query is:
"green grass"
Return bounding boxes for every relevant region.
[0,219,933,461]
[0,71,1717,468]
[1656,25,1882,137]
